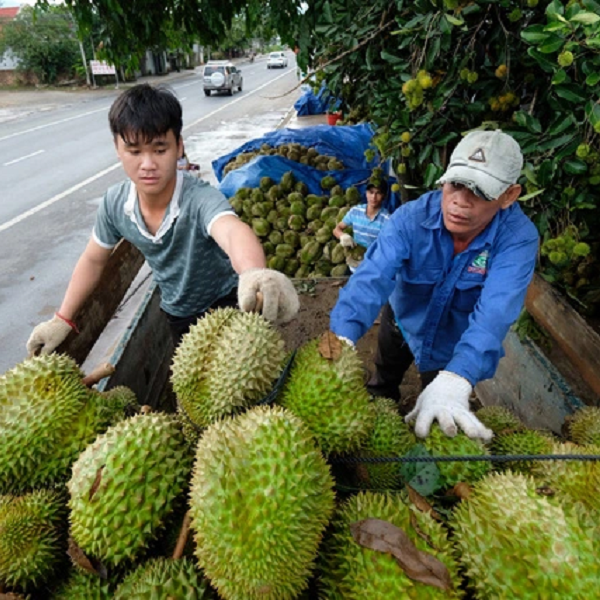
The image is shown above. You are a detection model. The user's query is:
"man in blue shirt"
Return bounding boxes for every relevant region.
[330,130,539,441]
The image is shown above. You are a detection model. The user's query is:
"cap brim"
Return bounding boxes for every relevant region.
[437,165,509,200]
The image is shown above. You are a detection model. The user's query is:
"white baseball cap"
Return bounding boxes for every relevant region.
[437,129,523,200]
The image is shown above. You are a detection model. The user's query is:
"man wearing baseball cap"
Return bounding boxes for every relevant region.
[330,129,539,442]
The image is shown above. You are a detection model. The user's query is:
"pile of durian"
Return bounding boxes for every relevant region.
[1,321,600,599]
[222,143,345,176]
[229,170,369,278]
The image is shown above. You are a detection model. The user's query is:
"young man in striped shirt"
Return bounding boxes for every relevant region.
[333,181,390,270]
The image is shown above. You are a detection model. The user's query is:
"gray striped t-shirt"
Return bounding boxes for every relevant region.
[93,171,238,317]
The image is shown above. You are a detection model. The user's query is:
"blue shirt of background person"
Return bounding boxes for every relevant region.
[330,130,539,443]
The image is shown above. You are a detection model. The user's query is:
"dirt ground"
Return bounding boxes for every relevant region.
[277,278,422,411]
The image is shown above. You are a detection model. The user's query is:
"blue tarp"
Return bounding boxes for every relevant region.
[293,84,340,116]
[212,123,379,183]
[217,155,400,212]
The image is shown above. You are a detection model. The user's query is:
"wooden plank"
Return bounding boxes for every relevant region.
[56,240,145,366]
[525,274,600,399]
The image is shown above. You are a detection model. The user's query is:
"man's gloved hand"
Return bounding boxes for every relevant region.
[340,233,356,248]
[26,313,76,357]
[238,268,300,324]
[405,371,493,442]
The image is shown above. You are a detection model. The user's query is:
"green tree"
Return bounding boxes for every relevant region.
[0,5,81,84]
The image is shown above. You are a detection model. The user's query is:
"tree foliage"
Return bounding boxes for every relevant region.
[0,5,81,83]
[42,0,303,69]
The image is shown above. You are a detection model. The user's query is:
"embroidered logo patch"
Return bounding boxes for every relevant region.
[469,148,486,162]
[467,250,489,274]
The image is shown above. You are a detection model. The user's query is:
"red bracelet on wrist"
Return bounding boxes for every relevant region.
[55,312,80,334]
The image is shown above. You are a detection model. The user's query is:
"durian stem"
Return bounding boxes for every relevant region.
[82,362,116,387]
[172,510,192,560]
[254,291,264,314]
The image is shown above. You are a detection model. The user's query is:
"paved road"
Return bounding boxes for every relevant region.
[0,55,301,373]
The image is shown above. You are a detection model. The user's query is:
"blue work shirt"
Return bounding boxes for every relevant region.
[330,190,539,385]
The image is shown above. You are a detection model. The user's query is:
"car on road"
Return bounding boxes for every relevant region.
[267,52,288,69]
[203,61,243,96]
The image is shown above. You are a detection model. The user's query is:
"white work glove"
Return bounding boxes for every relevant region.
[238,268,300,324]
[340,233,356,248]
[26,313,76,357]
[405,371,493,442]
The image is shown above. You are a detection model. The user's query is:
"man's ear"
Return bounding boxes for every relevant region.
[499,184,521,209]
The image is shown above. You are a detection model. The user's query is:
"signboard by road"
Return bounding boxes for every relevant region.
[90,60,116,75]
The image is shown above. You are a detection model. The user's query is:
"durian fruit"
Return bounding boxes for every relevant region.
[280,333,374,454]
[566,406,600,446]
[356,398,416,490]
[0,489,66,592]
[99,385,138,416]
[530,441,600,519]
[0,355,132,494]
[189,405,335,600]
[451,471,599,598]
[68,413,191,567]
[421,424,490,490]
[475,405,525,434]
[51,569,115,599]
[171,308,286,428]
[113,558,210,599]
[319,491,462,599]
[491,430,553,474]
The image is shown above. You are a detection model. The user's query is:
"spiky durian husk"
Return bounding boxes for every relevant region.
[189,406,335,600]
[68,413,191,567]
[113,558,210,599]
[51,569,115,600]
[567,406,600,446]
[475,405,525,434]
[100,386,139,416]
[451,471,598,598]
[356,398,416,490]
[0,354,90,493]
[420,424,490,489]
[491,430,554,474]
[279,338,374,454]
[530,441,600,516]
[0,489,67,591]
[171,308,286,428]
[319,491,462,599]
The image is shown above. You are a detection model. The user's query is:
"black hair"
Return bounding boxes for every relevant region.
[108,84,182,145]
[367,180,388,195]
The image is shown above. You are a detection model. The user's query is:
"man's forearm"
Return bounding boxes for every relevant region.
[58,253,109,321]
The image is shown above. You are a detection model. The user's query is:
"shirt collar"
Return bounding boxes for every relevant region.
[123,171,183,243]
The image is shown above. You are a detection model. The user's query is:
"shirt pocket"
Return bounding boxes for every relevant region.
[400,267,442,297]
[452,276,484,312]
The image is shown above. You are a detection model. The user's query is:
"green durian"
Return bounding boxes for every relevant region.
[0,355,128,494]
[251,218,270,237]
[295,181,309,195]
[259,176,274,192]
[268,255,286,271]
[280,334,374,454]
[451,471,598,598]
[330,264,349,277]
[320,175,337,190]
[475,405,525,434]
[0,489,66,591]
[51,569,115,600]
[421,424,490,490]
[491,430,553,474]
[356,398,416,490]
[113,558,210,599]
[68,413,191,567]
[171,309,286,428]
[189,406,335,600]
[319,492,462,599]
[268,230,283,245]
[567,406,600,446]
[345,186,361,205]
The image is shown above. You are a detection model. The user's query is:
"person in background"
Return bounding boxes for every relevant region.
[330,130,538,442]
[333,180,390,271]
[27,84,299,354]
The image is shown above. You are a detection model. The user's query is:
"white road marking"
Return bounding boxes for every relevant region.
[3,149,45,166]
[0,106,109,143]
[0,69,295,232]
